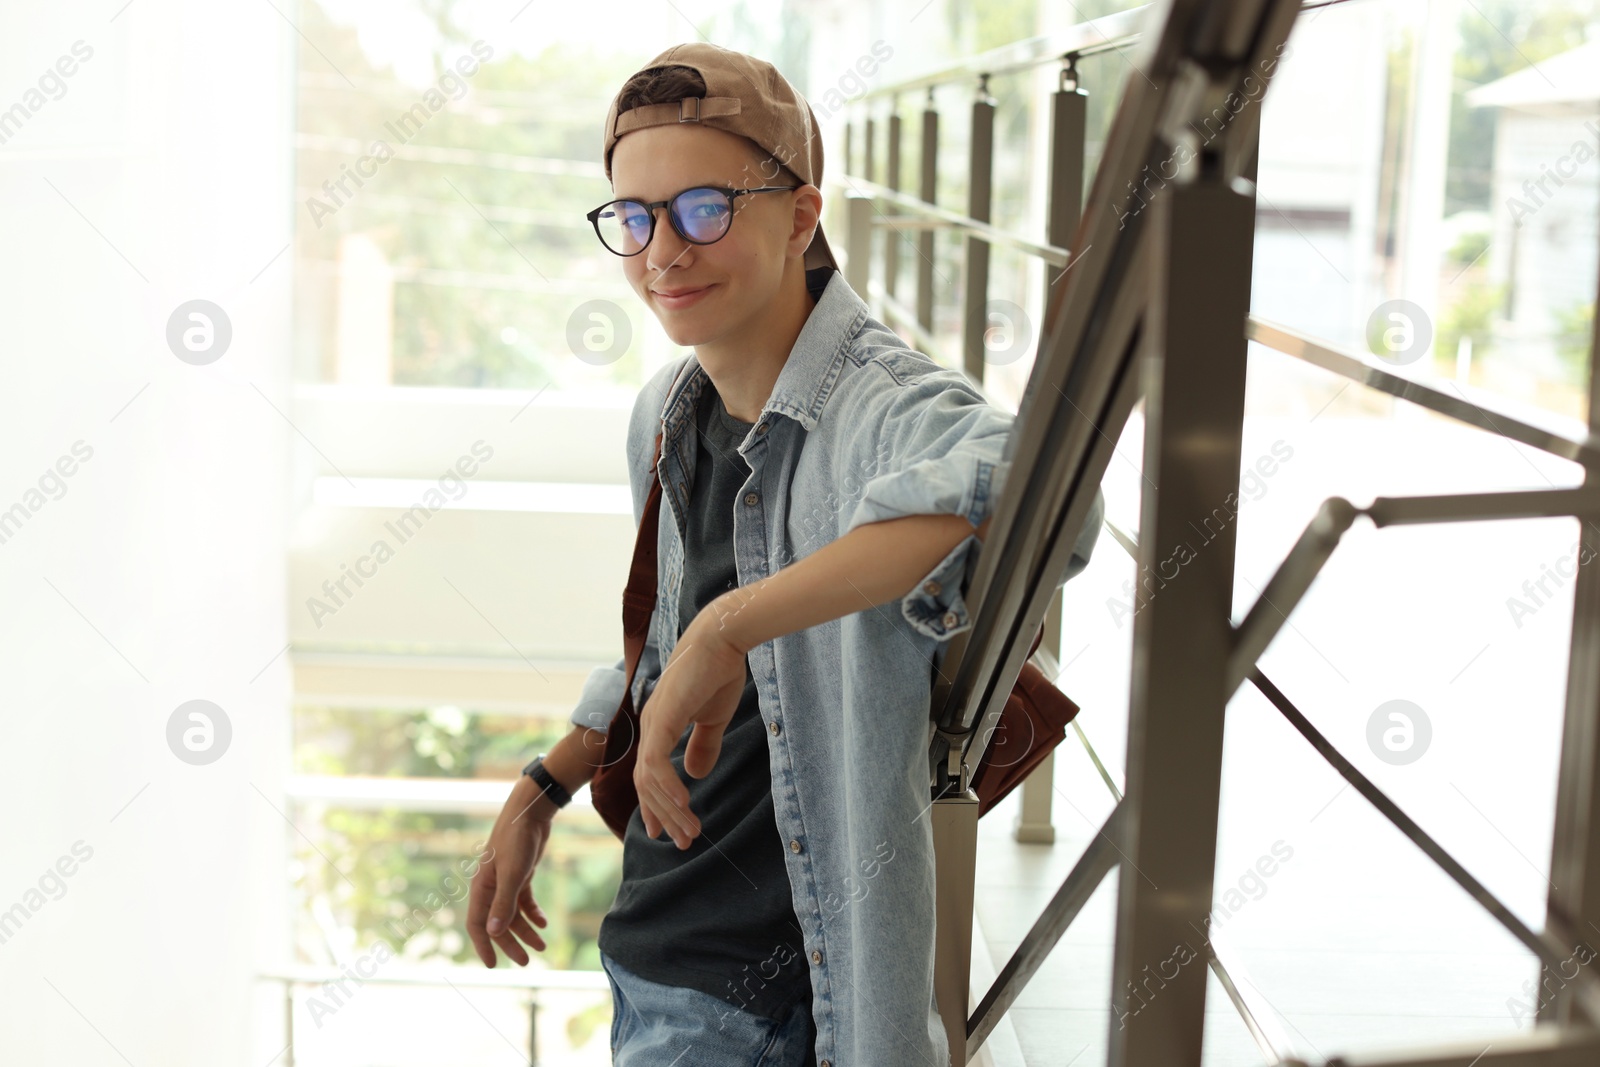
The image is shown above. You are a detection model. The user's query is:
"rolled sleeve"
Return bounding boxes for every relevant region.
[569,656,626,732]
[897,479,1105,642]
[569,606,665,734]
[900,530,986,640]
[842,369,1012,642]
[839,365,1109,643]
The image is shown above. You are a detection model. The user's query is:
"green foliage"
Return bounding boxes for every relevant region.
[290,705,621,973]
[567,999,612,1050]
[293,704,565,779]
[1447,228,1490,268]
[295,1,646,389]
[1555,298,1595,382]
[1435,278,1507,369]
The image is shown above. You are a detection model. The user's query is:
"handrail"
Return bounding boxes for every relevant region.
[257,963,609,1067]
[1247,316,1600,468]
[846,177,1074,266]
[855,6,1153,103]
[257,963,609,991]
[282,772,599,815]
[1228,486,1600,700]
[854,0,1364,106]
[868,279,941,357]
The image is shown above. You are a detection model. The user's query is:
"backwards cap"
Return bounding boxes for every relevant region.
[601,42,838,271]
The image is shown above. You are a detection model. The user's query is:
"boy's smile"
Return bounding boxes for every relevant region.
[651,282,716,311]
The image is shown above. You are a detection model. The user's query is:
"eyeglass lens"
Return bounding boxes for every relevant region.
[594,187,733,254]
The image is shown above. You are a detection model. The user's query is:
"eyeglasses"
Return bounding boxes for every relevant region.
[586,185,801,256]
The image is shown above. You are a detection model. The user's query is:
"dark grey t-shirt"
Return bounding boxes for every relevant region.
[597,381,812,1022]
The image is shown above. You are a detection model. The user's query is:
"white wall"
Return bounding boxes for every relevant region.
[0,3,294,1064]
[1487,107,1600,372]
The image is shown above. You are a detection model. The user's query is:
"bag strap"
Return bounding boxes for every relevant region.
[587,428,665,841]
[621,431,665,688]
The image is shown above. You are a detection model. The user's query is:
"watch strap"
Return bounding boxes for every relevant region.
[521,755,571,808]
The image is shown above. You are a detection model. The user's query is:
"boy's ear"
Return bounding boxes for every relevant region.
[789,184,824,257]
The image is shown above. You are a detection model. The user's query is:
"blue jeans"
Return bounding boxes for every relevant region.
[600,949,817,1066]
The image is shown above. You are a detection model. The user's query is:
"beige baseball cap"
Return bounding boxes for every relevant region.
[601,42,839,272]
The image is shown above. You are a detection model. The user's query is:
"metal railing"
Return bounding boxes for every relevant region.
[257,964,610,1067]
[834,0,1600,1065]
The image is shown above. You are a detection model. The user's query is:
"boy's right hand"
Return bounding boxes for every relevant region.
[467,776,555,967]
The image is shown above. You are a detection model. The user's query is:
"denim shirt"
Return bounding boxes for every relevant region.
[572,267,1104,1066]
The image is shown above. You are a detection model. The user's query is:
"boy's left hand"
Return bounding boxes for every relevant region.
[634,610,748,849]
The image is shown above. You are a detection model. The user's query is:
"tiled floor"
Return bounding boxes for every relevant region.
[966,726,1553,1066]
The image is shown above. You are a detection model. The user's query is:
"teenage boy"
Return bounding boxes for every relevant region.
[467,42,1104,1067]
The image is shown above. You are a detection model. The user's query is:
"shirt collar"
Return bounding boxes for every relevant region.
[658,266,867,439]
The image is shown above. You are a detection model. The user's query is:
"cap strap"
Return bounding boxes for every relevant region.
[614,95,742,135]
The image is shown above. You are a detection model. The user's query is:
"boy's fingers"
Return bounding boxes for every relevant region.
[518,883,547,929]
[508,911,547,955]
[642,777,695,846]
[466,863,498,966]
[683,724,726,778]
[493,926,531,967]
[488,864,520,936]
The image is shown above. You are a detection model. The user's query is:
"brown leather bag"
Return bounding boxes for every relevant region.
[586,429,1083,840]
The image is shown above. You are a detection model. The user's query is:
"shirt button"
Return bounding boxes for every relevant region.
[744,491,760,506]
[942,610,959,627]
[811,949,823,964]
[789,839,802,853]
[770,720,781,736]
[923,579,941,596]
[820,1061,830,1067]
[756,422,769,434]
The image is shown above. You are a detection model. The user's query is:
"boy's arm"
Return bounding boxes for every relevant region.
[703,364,1103,653]
[709,511,991,654]
[516,722,608,823]
[634,510,986,848]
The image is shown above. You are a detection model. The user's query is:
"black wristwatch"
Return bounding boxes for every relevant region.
[521,754,571,809]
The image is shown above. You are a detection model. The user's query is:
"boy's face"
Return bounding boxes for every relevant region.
[609,123,819,349]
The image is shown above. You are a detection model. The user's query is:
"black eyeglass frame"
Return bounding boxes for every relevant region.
[586,185,802,256]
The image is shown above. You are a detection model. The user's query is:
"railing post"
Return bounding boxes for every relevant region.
[1015,57,1091,847]
[845,191,874,298]
[1013,587,1063,845]
[886,97,903,303]
[528,991,539,1066]
[1043,58,1087,298]
[862,114,877,304]
[962,74,996,381]
[864,114,876,186]
[918,88,938,337]
[1540,186,1600,1025]
[1105,151,1254,1067]
[933,72,996,1066]
[284,980,295,1067]
[932,784,980,1065]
